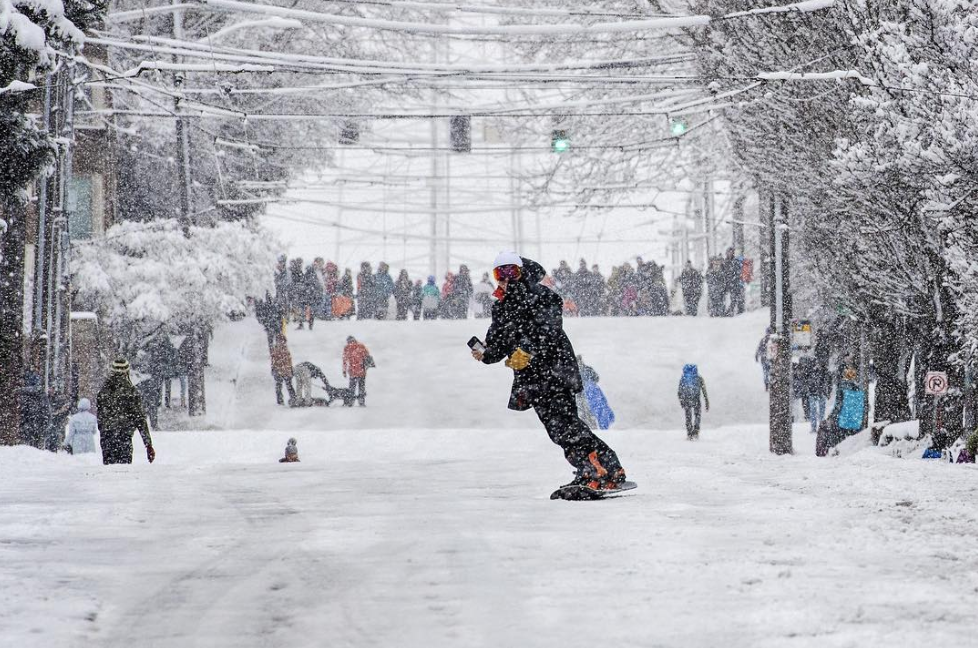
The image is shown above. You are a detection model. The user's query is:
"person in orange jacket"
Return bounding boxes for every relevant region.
[270,333,296,406]
[342,335,371,406]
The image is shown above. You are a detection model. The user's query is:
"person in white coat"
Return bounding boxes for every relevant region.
[64,398,99,455]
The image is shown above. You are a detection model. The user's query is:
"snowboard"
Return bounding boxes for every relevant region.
[549,480,637,501]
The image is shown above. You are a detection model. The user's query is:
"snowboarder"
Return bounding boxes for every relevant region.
[96,359,155,465]
[471,252,628,492]
[270,333,297,406]
[64,398,98,455]
[678,364,709,440]
[342,336,372,406]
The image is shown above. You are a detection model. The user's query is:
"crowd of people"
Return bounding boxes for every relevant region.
[266,250,752,326]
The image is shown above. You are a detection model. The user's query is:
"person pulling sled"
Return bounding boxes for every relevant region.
[470,252,631,499]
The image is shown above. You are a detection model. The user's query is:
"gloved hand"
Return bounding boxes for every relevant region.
[504,348,532,371]
[147,445,156,464]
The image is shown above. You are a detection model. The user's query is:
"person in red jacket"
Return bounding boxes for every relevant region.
[342,336,371,406]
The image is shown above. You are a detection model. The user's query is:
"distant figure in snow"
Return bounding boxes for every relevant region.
[17,369,50,449]
[270,333,297,406]
[421,276,440,320]
[677,364,709,440]
[679,260,703,316]
[342,336,372,407]
[64,398,99,455]
[97,358,155,465]
[755,326,775,391]
[473,272,494,319]
[279,437,299,463]
[293,361,327,407]
[797,355,828,434]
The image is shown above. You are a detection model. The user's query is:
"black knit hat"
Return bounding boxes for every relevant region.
[111,358,130,374]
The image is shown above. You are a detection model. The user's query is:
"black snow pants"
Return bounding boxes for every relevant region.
[682,399,701,438]
[101,431,134,465]
[533,389,623,479]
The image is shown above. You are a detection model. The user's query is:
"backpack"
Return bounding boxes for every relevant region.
[584,382,615,430]
[679,364,700,401]
[837,389,865,431]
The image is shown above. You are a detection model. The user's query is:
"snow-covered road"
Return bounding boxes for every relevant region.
[2,314,977,647]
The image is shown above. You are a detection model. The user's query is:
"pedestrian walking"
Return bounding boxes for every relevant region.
[471,252,628,491]
[755,326,775,391]
[342,336,372,406]
[677,364,709,440]
[797,355,828,434]
[96,359,155,465]
[64,398,98,455]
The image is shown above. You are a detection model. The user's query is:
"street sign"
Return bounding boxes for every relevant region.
[925,371,948,396]
[792,319,812,349]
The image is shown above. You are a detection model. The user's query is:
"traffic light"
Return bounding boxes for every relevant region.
[669,117,688,136]
[450,115,471,153]
[339,120,359,145]
[551,129,570,153]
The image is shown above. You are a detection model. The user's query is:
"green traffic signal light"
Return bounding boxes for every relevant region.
[551,129,570,153]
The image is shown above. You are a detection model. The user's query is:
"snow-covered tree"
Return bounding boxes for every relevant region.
[71,218,278,357]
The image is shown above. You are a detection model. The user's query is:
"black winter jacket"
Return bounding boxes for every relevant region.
[97,373,152,446]
[482,258,583,410]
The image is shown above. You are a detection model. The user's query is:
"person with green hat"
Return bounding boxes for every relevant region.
[96,358,155,465]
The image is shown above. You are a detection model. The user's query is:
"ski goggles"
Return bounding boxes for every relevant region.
[493,265,522,282]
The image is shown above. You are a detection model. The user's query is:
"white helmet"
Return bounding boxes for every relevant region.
[492,251,523,269]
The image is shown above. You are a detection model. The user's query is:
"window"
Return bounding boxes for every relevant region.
[68,175,93,240]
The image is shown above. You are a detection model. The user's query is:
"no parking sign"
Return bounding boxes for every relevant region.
[925,371,948,396]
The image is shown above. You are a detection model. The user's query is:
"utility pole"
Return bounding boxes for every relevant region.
[769,192,793,455]
[51,62,77,395]
[173,2,204,415]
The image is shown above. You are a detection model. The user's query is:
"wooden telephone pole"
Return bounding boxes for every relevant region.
[769,192,793,455]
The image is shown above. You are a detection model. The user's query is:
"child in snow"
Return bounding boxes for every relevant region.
[279,437,299,463]
[678,364,709,440]
[64,398,99,455]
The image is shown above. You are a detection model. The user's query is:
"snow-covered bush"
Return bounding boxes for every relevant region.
[71,219,278,356]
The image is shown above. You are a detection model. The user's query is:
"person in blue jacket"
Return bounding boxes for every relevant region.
[678,364,709,440]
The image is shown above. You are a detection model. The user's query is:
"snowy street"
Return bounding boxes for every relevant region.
[3,315,977,648]
[5,2,978,647]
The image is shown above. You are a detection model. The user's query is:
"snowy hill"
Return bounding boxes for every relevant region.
[196,310,771,434]
[2,312,978,648]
